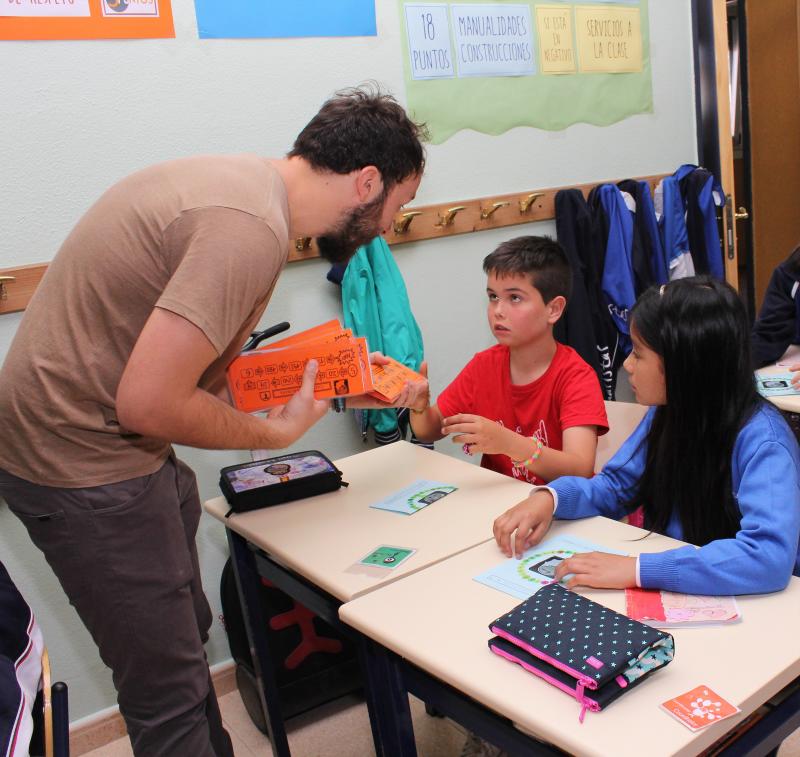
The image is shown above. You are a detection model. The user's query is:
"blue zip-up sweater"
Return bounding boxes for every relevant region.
[655,165,695,280]
[597,184,636,354]
[680,166,725,279]
[549,404,800,595]
[617,179,669,286]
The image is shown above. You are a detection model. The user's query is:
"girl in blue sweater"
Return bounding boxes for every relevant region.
[493,276,800,595]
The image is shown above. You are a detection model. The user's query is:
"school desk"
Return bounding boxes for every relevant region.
[203,441,532,756]
[340,516,800,757]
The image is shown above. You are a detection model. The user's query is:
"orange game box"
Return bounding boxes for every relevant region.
[227,322,373,413]
[227,321,425,413]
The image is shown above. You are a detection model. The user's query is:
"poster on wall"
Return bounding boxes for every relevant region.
[193,0,376,39]
[0,0,175,40]
[399,0,651,143]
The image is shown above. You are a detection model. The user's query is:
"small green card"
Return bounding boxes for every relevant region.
[359,545,416,569]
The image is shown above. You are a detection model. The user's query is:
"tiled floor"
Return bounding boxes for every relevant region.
[81,688,800,757]
[81,690,466,756]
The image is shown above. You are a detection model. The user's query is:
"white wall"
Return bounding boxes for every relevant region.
[0,0,696,722]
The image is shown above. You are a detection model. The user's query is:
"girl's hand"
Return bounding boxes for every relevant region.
[442,413,516,456]
[552,552,637,590]
[789,363,800,388]
[493,490,555,558]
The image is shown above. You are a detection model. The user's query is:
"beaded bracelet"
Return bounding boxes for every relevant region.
[511,436,544,470]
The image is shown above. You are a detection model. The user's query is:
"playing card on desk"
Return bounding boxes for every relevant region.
[473,535,624,599]
[662,685,740,731]
[369,479,457,515]
[359,545,416,569]
[755,373,800,397]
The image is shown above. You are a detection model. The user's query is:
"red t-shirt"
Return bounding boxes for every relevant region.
[437,343,608,485]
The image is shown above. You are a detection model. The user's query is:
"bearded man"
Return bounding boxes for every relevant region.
[0,86,426,757]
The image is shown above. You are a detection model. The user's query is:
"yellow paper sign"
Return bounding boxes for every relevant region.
[575,5,643,74]
[535,6,576,75]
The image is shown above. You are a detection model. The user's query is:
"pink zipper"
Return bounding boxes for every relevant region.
[491,645,601,721]
[491,625,596,690]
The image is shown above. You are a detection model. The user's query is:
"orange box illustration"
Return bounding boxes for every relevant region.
[228,322,372,413]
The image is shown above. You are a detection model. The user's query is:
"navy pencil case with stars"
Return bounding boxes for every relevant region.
[488,583,674,721]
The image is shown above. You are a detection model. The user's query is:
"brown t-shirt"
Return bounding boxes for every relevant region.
[0,154,289,487]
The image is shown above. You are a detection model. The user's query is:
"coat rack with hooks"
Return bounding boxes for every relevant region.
[0,173,667,314]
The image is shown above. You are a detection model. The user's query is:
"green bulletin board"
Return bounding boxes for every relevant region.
[399,0,652,143]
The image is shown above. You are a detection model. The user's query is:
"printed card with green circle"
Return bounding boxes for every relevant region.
[369,479,457,515]
[359,545,417,569]
[474,535,625,599]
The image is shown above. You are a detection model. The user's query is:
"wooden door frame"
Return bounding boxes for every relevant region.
[691,0,741,291]
[728,0,756,320]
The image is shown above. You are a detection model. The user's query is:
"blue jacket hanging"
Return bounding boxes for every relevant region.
[617,179,669,287]
[555,188,619,398]
[655,164,695,280]
[680,166,725,279]
[341,236,424,438]
[595,184,636,354]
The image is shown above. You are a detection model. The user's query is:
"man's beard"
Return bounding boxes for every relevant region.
[316,192,386,264]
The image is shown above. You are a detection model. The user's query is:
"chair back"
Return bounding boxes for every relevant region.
[595,401,648,473]
[40,647,70,757]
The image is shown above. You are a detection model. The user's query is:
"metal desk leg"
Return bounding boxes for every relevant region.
[357,636,417,757]
[227,529,291,756]
[52,681,70,757]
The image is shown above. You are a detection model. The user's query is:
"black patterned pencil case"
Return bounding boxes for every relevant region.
[219,450,345,516]
[488,583,674,720]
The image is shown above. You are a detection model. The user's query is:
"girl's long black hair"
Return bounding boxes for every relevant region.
[627,276,762,546]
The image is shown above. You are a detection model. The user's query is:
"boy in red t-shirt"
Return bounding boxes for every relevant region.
[411,235,608,485]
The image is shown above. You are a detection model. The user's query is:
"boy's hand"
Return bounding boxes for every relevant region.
[348,355,429,410]
[442,413,517,456]
[493,490,555,558]
[400,360,429,412]
[552,553,637,590]
[789,363,800,388]
[368,350,390,367]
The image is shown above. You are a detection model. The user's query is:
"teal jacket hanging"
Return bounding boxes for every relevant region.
[341,236,424,436]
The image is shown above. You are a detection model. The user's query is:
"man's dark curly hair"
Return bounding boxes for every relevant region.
[288,84,427,192]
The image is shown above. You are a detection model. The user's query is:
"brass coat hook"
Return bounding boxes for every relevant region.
[294,237,312,252]
[435,206,467,228]
[393,211,423,235]
[480,201,510,220]
[0,275,15,301]
[519,192,545,214]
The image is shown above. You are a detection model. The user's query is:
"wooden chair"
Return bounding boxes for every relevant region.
[40,648,70,757]
[594,400,648,473]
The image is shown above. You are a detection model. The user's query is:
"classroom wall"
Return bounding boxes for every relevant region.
[0,0,697,723]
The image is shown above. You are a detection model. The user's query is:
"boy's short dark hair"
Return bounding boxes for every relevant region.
[288,84,427,193]
[482,236,572,304]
